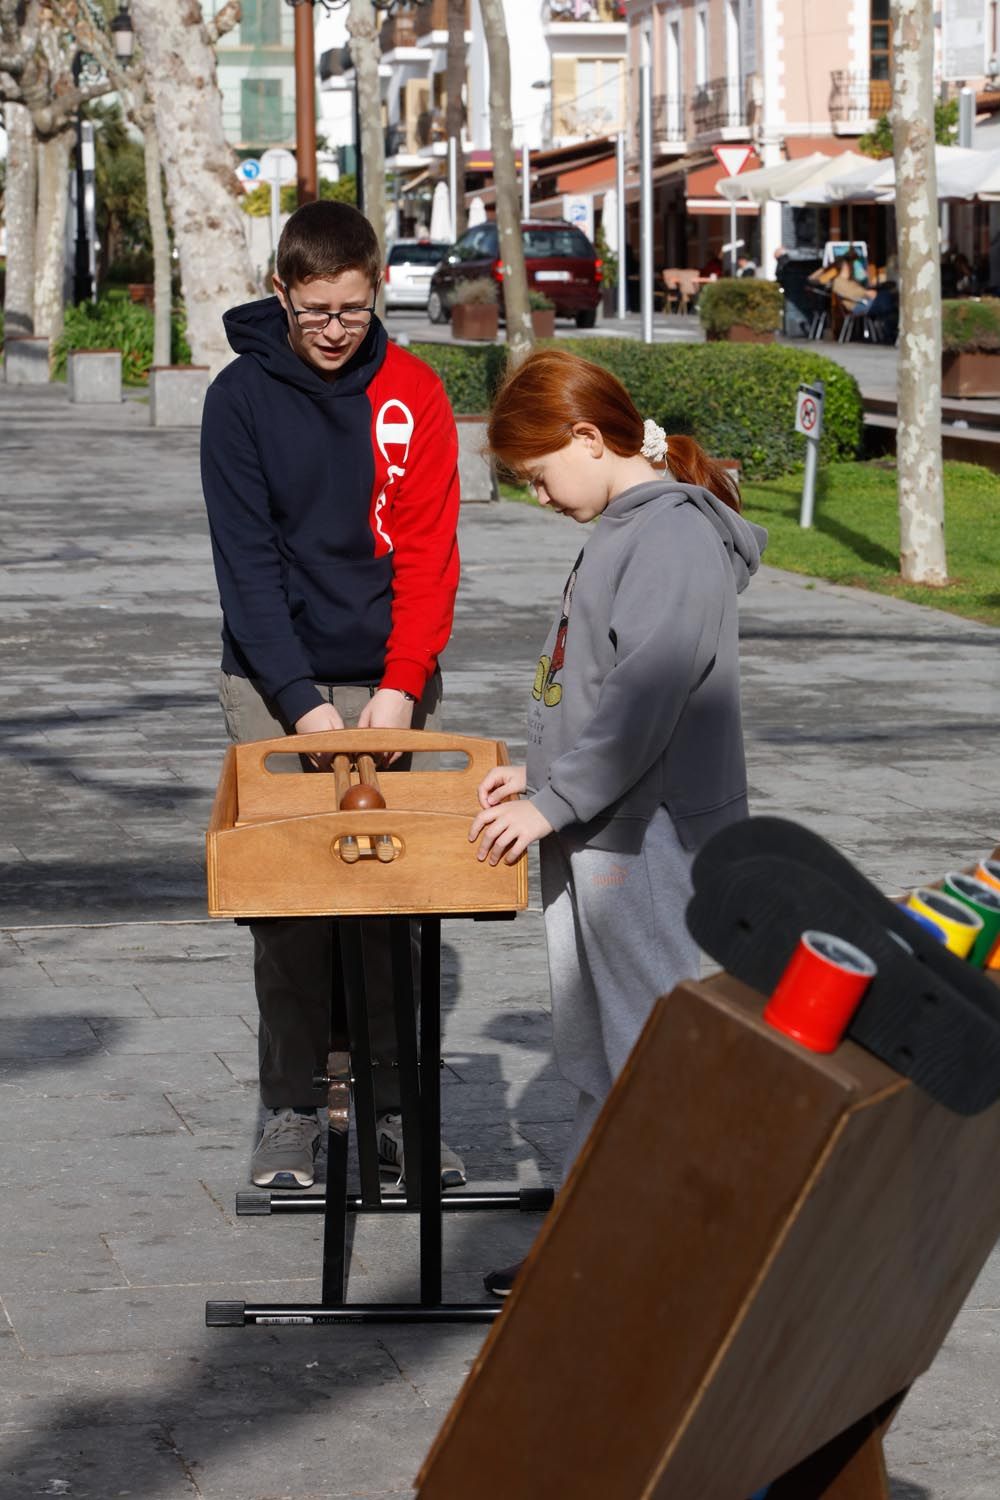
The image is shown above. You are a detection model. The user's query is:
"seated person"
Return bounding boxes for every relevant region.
[700,253,723,279]
[830,256,869,309]
[736,254,757,278]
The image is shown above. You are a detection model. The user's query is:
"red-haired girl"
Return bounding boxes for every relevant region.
[469,348,767,1296]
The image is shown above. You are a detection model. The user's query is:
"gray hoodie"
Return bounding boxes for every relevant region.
[526,479,767,853]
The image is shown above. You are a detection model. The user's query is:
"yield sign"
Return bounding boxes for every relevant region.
[712,144,753,177]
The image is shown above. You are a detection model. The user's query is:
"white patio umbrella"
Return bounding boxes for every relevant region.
[468,195,487,227]
[781,152,887,205]
[429,179,453,242]
[716,152,834,205]
[828,146,1000,203]
[602,187,619,251]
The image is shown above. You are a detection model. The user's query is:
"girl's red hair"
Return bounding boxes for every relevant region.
[487,348,741,511]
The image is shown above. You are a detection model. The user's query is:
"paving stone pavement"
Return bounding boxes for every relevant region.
[0,379,998,1498]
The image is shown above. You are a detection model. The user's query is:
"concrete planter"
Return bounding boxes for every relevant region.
[707,324,776,344]
[451,303,499,341]
[3,336,50,384]
[531,308,556,339]
[67,349,122,405]
[149,365,212,427]
[128,283,155,308]
[941,350,1000,398]
[455,415,499,503]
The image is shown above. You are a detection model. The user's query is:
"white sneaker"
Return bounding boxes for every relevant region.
[376,1112,467,1189]
[251,1109,321,1188]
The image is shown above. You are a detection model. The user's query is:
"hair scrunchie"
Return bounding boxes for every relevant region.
[641,419,669,464]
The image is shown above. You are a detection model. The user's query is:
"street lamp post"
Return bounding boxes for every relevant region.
[72,4,135,306]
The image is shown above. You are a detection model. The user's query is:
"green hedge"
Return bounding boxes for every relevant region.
[412,338,862,479]
[54,298,191,385]
[941,297,1000,353]
[698,277,784,335]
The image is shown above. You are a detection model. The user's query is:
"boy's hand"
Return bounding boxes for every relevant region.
[476,764,527,809]
[358,688,415,765]
[294,702,345,770]
[469,798,552,866]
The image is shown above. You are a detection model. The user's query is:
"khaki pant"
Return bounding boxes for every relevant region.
[219,670,442,1113]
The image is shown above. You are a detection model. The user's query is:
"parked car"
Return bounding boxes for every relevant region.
[427,219,602,328]
[383,239,450,310]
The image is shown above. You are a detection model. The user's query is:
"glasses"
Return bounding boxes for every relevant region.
[281,283,377,335]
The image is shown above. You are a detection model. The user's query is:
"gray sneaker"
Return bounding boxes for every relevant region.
[376,1112,467,1189]
[251,1109,321,1188]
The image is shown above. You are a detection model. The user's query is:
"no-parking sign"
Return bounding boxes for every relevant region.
[795,384,824,439]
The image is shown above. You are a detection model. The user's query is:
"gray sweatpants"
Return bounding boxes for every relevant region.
[539,807,699,1178]
[219,670,441,1115]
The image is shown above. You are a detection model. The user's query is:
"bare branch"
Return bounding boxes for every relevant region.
[205,0,241,44]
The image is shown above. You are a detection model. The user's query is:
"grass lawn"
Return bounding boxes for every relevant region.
[502,461,1000,628]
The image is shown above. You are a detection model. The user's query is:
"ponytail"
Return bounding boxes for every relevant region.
[665,434,742,513]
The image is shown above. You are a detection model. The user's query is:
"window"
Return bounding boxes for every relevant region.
[522,227,594,258]
[241,0,282,46]
[241,78,283,144]
[870,0,891,81]
[388,242,450,266]
[574,58,625,134]
[695,7,709,89]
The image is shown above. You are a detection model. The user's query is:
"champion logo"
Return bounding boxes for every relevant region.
[372,399,415,552]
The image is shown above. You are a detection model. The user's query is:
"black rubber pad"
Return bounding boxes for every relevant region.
[692,816,1000,1021]
[686,852,1000,1116]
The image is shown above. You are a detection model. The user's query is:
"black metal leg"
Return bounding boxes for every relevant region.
[420,916,443,1306]
[389,917,423,1207]
[337,920,381,1206]
[320,1045,350,1305]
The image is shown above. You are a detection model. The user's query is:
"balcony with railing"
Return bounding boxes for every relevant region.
[829,70,892,127]
[690,76,749,134]
[652,95,687,146]
[544,0,627,19]
[380,11,421,52]
[414,0,470,36]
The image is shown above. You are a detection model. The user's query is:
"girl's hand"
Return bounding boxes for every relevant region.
[469,799,552,866]
[358,688,415,765]
[476,764,527,809]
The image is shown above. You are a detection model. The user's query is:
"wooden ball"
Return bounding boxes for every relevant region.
[339,783,385,811]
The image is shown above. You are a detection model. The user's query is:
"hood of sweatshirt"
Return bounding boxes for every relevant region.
[221,294,388,398]
[603,479,767,593]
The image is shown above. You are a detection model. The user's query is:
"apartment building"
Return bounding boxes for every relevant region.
[212,0,297,157]
[626,0,993,276]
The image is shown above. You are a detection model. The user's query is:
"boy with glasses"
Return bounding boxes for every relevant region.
[201,200,463,1191]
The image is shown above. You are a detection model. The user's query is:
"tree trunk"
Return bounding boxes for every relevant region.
[348,0,386,314]
[129,0,257,375]
[143,125,173,368]
[891,0,947,585]
[446,0,467,238]
[3,102,36,336]
[479,0,532,366]
[33,130,73,348]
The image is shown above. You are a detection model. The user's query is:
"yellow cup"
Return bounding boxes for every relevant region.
[906,887,983,959]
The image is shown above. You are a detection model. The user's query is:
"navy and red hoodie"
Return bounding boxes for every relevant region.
[200,296,460,727]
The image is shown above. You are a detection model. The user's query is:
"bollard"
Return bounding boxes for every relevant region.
[67,349,122,405]
[149,365,212,428]
[455,416,499,503]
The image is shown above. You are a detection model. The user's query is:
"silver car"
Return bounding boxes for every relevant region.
[383,239,450,310]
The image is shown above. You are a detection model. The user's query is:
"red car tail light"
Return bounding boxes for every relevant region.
[384,265,391,283]
[491,259,504,282]
[594,258,603,283]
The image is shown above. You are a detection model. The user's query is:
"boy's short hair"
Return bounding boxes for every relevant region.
[276,200,382,289]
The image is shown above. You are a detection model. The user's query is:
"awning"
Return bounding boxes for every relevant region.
[716,152,840,205]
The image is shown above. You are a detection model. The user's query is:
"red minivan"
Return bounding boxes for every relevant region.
[427,218,602,328]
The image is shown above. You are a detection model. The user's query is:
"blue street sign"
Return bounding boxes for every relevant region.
[238,158,261,183]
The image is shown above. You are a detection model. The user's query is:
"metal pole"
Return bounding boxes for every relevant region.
[294,0,318,204]
[958,86,974,148]
[82,120,97,303]
[616,129,626,320]
[730,200,738,275]
[800,436,819,528]
[448,135,458,237]
[639,19,653,343]
[522,141,530,219]
[269,165,282,258]
[354,73,364,213]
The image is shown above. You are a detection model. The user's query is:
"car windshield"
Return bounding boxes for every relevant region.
[388,242,448,265]
[522,227,594,259]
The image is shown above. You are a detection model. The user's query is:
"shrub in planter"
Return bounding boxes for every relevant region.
[941,297,1000,397]
[528,289,556,338]
[54,298,191,386]
[698,278,783,342]
[412,339,861,478]
[451,277,499,340]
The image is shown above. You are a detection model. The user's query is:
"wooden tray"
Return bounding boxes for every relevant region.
[206,730,528,918]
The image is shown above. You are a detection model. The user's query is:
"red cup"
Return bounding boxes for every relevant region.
[764,931,877,1053]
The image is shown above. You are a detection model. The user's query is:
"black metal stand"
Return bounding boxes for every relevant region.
[206,913,553,1328]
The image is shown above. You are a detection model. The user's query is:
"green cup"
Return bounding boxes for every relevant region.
[943,872,1000,967]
